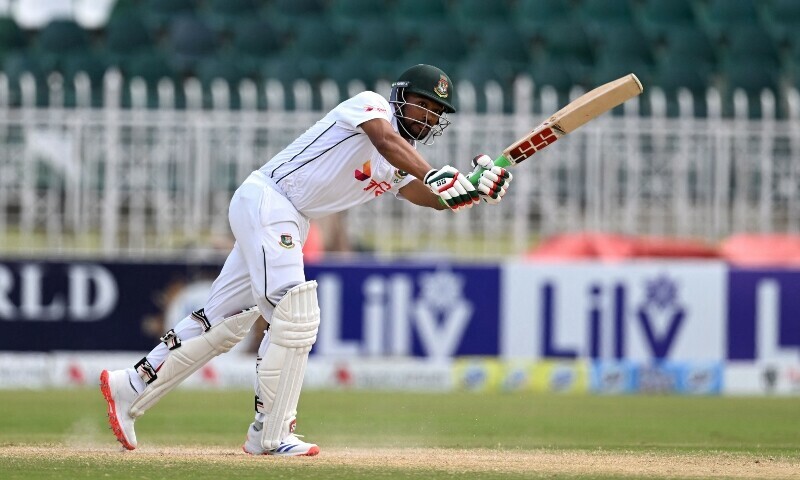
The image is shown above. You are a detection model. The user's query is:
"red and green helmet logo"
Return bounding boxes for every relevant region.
[434,74,449,98]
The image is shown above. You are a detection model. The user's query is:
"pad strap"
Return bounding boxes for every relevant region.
[191,308,212,331]
[134,357,158,384]
[160,329,182,350]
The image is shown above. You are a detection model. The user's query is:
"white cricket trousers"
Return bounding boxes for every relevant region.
[143,170,310,378]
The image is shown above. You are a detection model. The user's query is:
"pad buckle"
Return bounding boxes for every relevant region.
[159,329,182,350]
[191,308,211,332]
[134,357,158,384]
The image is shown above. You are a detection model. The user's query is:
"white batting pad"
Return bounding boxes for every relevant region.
[128,306,261,418]
[258,281,320,450]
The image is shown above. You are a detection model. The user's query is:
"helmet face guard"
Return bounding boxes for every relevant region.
[389,85,451,145]
[389,64,457,146]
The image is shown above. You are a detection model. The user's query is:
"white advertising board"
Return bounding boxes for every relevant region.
[501,261,728,361]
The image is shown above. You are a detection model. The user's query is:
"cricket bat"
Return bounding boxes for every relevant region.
[468,73,643,184]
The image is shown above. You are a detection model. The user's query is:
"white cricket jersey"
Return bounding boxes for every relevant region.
[259,91,417,219]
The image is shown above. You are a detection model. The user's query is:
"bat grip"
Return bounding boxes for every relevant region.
[467,154,512,185]
[437,154,512,207]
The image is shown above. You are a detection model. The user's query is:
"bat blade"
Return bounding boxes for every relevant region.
[468,73,643,183]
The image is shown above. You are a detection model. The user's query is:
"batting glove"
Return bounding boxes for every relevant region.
[424,165,480,210]
[472,154,512,205]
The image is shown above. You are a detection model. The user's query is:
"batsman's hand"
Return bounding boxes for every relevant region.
[472,154,512,205]
[423,165,480,210]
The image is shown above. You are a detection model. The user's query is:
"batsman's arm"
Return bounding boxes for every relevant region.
[398,179,447,210]
[360,118,433,181]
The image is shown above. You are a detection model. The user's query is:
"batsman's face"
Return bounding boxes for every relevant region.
[401,93,446,137]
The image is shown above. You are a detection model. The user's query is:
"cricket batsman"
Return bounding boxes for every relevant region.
[100,64,512,456]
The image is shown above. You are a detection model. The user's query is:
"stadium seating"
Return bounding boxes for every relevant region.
[701,0,761,43]
[0,17,27,61]
[512,0,572,39]
[392,0,447,37]
[761,0,800,45]
[638,0,697,42]
[166,15,217,76]
[328,0,387,34]
[205,0,258,35]
[0,0,796,115]
[229,17,282,77]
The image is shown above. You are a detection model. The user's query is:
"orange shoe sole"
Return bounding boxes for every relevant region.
[100,370,136,450]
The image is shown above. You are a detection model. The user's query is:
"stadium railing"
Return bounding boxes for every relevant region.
[0,70,799,260]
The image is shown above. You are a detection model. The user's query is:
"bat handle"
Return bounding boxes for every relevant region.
[437,154,513,207]
[467,154,512,185]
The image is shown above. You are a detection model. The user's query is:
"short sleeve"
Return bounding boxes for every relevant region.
[333,91,393,130]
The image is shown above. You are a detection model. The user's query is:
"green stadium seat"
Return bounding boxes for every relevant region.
[638,0,697,42]
[166,15,217,76]
[449,0,510,31]
[142,0,197,36]
[592,25,654,67]
[402,21,467,70]
[392,0,447,36]
[328,0,388,34]
[285,19,342,61]
[205,0,259,34]
[231,18,282,76]
[343,23,404,82]
[267,0,326,29]
[0,17,27,61]
[702,0,759,43]
[762,0,800,45]
[579,0,635,40]
[470,25,530,66]
[535,20,594,85]
[104,14,153,68]
[659,26,716,65]
[512,0,573,41]
[35,19,90,72]
[723,26,780,70]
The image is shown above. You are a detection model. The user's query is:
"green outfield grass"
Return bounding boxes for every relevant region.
[0,389,798,479]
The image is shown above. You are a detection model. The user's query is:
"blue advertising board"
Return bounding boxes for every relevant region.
[2,258,799,367]
[0,259,502,356]
[727,268,800,362]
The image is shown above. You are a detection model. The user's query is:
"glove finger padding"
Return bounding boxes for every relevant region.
[472,155,512,205]
[425,165,479,211]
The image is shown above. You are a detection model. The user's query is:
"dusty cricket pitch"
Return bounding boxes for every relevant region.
[2,445,799,479]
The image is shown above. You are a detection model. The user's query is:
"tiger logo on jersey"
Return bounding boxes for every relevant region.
[392,169,408,184]
[434,74,449,98]
[354,160,371,181]
[279,233,295,249]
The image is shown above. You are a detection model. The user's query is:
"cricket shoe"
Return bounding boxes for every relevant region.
[242,421,320,457]
[100,369,139,450]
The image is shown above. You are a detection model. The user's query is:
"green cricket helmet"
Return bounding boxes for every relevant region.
[391,64,456,113]
[390,64,456,145]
